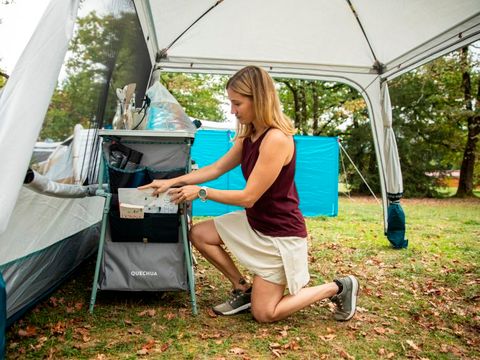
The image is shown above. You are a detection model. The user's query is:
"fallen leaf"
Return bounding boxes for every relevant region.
[440,344,449,353]
[284,340,300,350]
[33,336,48,350]
[137,348,148,355]
[338,348,355,360]
[18,325,37,337]
[271,348,284,358]
[164,312,176,320]
[138,309,156,317]
[50,321,67,335]
[320,334,336,341]
[49,297,59,307]
[142,339,155,350]
[229,347,245,355]
[406,340,420,351]
[206,308,218,318]
[160,341,171,352]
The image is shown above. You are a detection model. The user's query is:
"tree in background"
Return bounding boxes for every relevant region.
[276,44,479,198]
[277,80,360,136]
[456,46,480,197]
[389,47,479,197]
[160,72,227,121]
[40,10,145,140]
[39,9,226,141]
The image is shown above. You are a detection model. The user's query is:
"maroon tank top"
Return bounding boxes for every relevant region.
[241,129,307,237]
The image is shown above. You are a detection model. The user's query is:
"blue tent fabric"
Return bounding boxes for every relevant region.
[386,202,408,248]
[1,273,5,359]
[191,130,338,217]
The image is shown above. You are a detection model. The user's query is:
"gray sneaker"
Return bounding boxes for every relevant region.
[330,275,359,321]
[212,288,251,315]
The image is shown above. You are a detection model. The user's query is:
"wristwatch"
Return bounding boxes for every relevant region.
[198,186,208,202]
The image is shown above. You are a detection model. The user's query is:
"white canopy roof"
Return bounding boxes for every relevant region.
[135,0,480,83]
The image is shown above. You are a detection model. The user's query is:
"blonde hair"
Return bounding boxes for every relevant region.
[226,66,295,138]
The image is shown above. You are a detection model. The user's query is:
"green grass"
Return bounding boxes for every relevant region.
[5,196,480,359]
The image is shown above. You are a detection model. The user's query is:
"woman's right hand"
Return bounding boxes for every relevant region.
[138,179,173,196]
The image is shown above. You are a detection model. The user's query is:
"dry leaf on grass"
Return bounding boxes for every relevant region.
[229,347,246,355]
[283,340,300,350]
[338,347,355,360]
[271,348,285,358]
[164,312,176,320]
[206,308,218,318]
[319,334,336,341]
[138,309,156,317]
[406,339,420,351]
[18,325,37,337]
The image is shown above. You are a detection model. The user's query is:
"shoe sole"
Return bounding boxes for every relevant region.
[343,275,359,321]
[213,302,251,316]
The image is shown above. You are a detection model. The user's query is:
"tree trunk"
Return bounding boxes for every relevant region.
[281,80,300,129]
[311,82,319,135]
[456,46,480,197]
[299,80,308,134]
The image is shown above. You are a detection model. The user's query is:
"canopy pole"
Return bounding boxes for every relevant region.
[362,78,389,232]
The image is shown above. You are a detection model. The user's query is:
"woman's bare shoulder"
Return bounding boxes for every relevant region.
[264,128,292,145]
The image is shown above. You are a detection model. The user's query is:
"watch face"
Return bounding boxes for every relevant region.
[199,188,207,199]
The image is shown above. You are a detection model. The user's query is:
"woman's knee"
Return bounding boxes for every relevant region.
[189,223,204,248]
[251,305,276,323]
[189,220,219,248]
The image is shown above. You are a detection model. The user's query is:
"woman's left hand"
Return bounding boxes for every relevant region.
[168,185,201,204]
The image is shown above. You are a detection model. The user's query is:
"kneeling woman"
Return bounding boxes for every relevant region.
[139,66,358,323]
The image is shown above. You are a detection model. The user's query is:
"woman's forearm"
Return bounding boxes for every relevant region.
[171,163,222,187]
[202,188,256,208]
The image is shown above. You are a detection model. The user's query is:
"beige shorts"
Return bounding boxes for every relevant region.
[213,210,310,295]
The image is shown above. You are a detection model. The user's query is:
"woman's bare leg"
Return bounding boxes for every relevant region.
[189,219,249,291]
[251,275,338,323]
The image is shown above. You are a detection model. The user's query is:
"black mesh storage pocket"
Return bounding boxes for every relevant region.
[109,211,143,243]
[109,211,179,243]
[147,168,186,182]
[108,166,149,194]
[143,213,179,243]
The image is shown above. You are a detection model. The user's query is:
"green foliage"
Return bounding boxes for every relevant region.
[276,78,379,195]
[39,10,227,141]
[276,80,360,135]
[389,51,479,197]
[40,9,152,140]
[275,48,480,198]
[161,72,227,121]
